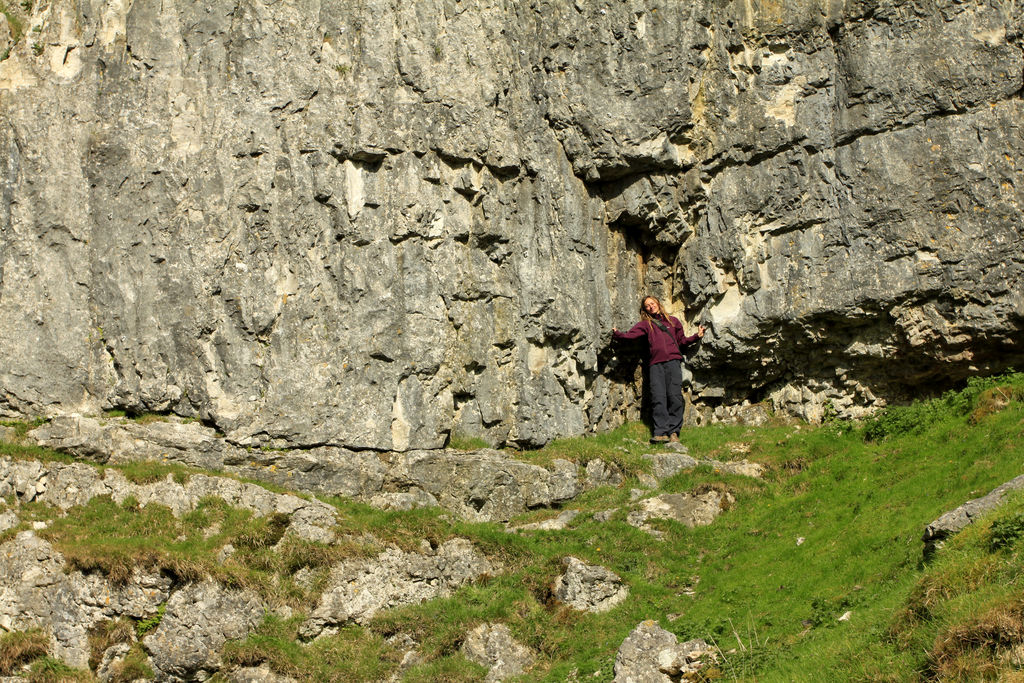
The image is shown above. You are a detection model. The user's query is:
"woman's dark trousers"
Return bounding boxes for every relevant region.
[649,359,683,436]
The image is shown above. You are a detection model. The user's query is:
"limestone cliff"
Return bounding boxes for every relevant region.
[1,0,1022,449]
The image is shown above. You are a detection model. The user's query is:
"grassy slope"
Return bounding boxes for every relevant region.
[1,374,1023,681]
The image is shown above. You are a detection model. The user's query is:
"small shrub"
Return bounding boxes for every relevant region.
[135,602,166,639]
[990,512,1024,552]
[234,512,290,550]
[970,386,1024,425]
[117,460,191,485]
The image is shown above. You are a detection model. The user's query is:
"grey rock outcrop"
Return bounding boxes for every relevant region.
[0,455,338,543]
[28,416,618,521]
[923,473,1024,557]
[512,509,579,532]
[300,538,492,638]
[2,0,1022,451]
[627,490,734,538]
[642,451,764,480]
[460,623,535,682]
[143,580,265,682]
[227,665,299,683]
[0,531,171,669]
[552,557,629,613]
[613,621,716,682]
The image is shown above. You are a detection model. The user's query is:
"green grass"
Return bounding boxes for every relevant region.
[448,432,492,451]
[0,629,49,675]
[3,373,1024,680]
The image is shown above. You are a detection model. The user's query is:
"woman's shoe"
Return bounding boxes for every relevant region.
[669,433,679,443]
[650,435,669,443]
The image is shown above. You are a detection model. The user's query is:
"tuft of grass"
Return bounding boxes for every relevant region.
[25,656,93,682]
[447,432,491,451]
[0,629,49,675]
[104,643,152,683]
[87,618,134,670]
[116,460,193,485]
[223,616,402,681]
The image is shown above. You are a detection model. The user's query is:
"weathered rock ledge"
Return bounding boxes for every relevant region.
[28,415,756,522]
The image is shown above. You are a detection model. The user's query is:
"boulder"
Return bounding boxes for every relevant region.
[552,557,628,613]
[613,621,716,682]
[627,490,734,538]
[143,580,265,682]
[300,538,492,638]
[460,623,535,682]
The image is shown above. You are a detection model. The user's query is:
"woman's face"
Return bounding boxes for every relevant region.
[643,298,660,316]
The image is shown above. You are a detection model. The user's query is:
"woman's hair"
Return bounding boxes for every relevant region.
[640,295,677,327]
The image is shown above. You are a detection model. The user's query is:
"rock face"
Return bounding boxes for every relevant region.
[1,0,1023,449]
[28,415,608,521]
[0,531,173,669]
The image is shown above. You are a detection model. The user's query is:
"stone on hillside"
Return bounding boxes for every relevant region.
[29,418,593,521]
[144,580,265,682]
[227,664,299,683]
[383,450,579,521]
[642,452,698,479]
[512,509,579,532]
[369,487,440,511]
[613,621,716,682]
[641,452,764,481]
[300,538,492,638]
[460,623,536,682]
[0,456,338,543]
[923,473,1024,556]
[709,459,764,478]
[0,510,17,532]
[553,557,628,613]
[584,459,624,490]
[627,490,734,538]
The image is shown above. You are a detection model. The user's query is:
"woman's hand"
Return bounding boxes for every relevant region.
[697,325,706,338]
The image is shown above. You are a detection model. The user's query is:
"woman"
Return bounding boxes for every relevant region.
[613,295,705,443]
